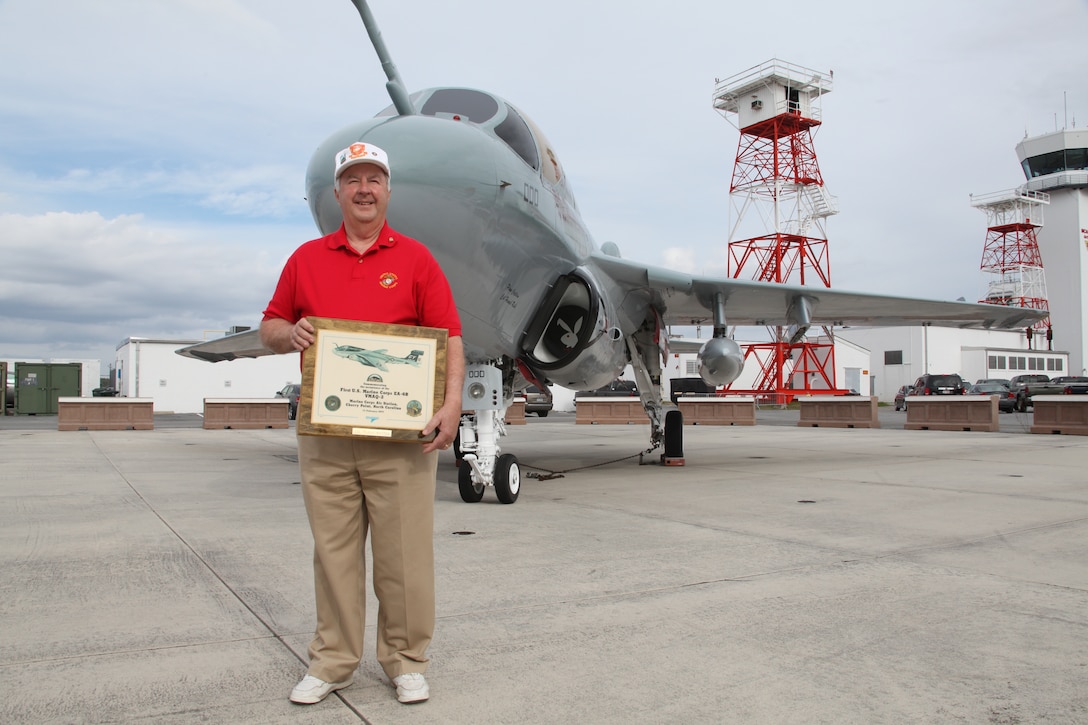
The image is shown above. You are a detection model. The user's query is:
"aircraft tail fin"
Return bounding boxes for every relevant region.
[349,0,415,116]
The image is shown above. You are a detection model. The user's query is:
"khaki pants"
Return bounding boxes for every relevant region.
[297,434,437,682]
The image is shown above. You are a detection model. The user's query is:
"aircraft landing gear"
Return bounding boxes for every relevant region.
[662,409,684,466]
[457,463,485,502]
[494,453,521,503]
[457,362,521,503]
[457,410,520,504]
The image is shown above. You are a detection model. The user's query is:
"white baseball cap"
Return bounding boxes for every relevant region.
[334,142,391,180]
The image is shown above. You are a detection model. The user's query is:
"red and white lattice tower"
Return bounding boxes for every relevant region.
[712,59,842,403]
[970,188,1052,345]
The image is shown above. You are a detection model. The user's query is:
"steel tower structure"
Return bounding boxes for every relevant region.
[970,188,1052,347]
[712,59,842,403]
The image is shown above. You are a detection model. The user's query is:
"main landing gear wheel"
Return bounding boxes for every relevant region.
[662,409,685,466]
[494,453,521,504]
[458,464,485,503]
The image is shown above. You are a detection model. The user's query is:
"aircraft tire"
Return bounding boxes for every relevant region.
[664,409,684,461]
[458,464,484,503]
[494,453,521,504]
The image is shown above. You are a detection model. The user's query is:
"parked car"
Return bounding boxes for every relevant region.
[275,383,301,420]
[966,382,1017,413]
[522,385,552,417]
[1009,374,1060,411]
[1053,376,1088,396]
[974,378,1011,388]
[575,379,638,399]
[893,385,911,411]
[910,373,966,396]
[1009,374,1050,389]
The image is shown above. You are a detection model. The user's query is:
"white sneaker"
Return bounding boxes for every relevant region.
[393,672,429,703]
[289,674,352,704]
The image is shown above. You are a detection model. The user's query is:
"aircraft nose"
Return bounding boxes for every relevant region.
[307,115,501,236]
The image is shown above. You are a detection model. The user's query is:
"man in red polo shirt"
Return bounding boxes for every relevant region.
[260,142,463,706]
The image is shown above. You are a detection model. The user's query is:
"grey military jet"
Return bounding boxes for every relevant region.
[179,0,1043,504]
[333,345,423,372]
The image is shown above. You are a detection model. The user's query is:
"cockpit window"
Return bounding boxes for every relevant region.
[495,104,539,170]
[420,88,499,123]
[376,87,550,180]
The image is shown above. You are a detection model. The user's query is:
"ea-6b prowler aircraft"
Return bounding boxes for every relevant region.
[179,0,1043,504]
[333,345,423,372]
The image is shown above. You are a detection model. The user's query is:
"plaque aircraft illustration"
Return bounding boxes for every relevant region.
[179,0,1043,504]
[333,344,423,372]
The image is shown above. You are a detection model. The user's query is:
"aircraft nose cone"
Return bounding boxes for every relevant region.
[306,115,500,237]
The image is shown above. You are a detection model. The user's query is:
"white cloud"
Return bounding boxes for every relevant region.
[0,211,304,364]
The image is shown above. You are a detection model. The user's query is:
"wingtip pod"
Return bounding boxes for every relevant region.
[697,337,744,386]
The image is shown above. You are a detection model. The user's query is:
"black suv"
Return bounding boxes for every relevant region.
[910,374,966,396]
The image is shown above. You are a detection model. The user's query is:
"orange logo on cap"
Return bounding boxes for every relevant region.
[348,143,368,159]
[379,272,398,289]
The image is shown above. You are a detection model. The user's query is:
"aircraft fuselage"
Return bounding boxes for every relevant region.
[304,88,632,389]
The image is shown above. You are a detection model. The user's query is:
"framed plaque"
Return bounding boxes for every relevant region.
[297,317,448,442]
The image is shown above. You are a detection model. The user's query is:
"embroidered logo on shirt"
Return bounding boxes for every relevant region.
[379,272,399,289]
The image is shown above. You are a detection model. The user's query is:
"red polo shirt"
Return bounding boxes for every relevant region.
[263,222,461,336]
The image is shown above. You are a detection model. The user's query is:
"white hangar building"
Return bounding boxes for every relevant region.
[114,337,301,414]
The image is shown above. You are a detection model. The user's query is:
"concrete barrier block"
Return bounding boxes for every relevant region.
[505,397,526,425]
[203,399,290,429]
[58,398,155,431]
[1030,395,1088,436]
[904,395,999,432]
[677,396,756,425]
[575,398,647,425]
[797,396,880,429]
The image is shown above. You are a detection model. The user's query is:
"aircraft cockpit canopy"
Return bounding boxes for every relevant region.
[377,87,573,204]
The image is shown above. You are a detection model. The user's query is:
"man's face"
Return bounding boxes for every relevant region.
[334,163,390,227]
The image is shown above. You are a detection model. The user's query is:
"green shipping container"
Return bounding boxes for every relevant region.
[1,362,9,415]
[13,362,82,415]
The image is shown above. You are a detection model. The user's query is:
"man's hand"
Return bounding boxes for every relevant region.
[260,317,315,354]
[421,335,464,455]
[421,402,460,454]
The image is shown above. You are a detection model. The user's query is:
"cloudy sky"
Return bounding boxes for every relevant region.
[1,0,1085,372]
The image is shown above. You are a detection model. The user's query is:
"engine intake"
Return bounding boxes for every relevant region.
[519,271,626,389]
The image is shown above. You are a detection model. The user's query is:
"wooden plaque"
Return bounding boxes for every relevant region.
[297,317,447,442]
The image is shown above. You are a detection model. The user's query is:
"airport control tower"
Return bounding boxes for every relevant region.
[712,59,841,402]
[1016,128,1088,375]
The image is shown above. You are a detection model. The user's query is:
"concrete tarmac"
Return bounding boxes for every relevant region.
[1,411,1086,723]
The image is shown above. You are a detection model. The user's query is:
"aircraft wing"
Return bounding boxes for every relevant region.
[590,252,1045,330]
[176,329,271,362]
